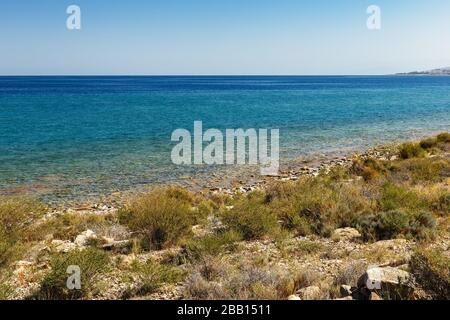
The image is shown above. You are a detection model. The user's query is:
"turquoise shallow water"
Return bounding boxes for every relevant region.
[0,76,449,203]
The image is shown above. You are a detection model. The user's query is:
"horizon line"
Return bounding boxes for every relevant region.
[0,73,395,77]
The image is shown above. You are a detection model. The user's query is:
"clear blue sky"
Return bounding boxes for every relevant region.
[1,0,450,75]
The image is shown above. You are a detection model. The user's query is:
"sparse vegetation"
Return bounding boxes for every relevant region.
[181,230,242,261]
[294,240,325,255]
[183,256,322,300]
[122,259,184,298]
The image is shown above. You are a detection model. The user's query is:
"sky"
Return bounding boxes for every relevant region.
[1,0,450,75]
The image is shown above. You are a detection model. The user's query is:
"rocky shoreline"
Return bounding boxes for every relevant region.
[57,143,400,214]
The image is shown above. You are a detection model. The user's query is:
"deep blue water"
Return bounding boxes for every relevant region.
[0,76,449,202]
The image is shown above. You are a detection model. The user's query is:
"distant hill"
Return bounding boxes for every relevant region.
[396,67,450,75]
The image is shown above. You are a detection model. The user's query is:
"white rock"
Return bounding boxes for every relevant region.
[287,294,301,300]
[74,229,97,247]
[358,266,412,290]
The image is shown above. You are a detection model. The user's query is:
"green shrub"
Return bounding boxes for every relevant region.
[119,187,195,250]
[37,248,110,300]
[221,192,281,240]
[399,143,426,159]
[434,192,450,215]
[410,248,450,299]
[357,210,435,241]
[380,182,427,212]
[436,132,450,143]
[122,259,184,298]
[419,138,438,149]
[357,210,409,241]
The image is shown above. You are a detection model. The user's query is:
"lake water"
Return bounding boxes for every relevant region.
[0,76,449,203]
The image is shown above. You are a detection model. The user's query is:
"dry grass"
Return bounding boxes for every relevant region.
[0,197,46,268]
[121,259,184,298]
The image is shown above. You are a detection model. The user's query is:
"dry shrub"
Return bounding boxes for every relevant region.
[221,191,281,241]
[119,187,195,250]
[266,177,373,237]
[399,143,426,159]
[0,197,46,268]
[184,256,321,300]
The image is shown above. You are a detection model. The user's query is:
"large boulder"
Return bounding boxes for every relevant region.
[356,266,414,299]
